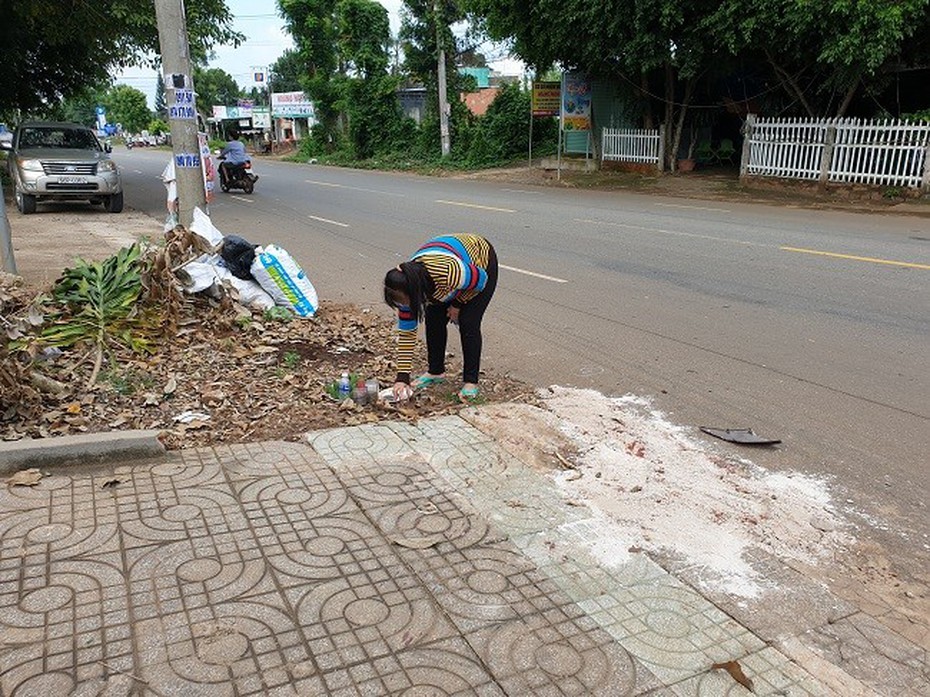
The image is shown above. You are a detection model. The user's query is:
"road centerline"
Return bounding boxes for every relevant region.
[305,180,405,197]
[436,199,516,213]
[229,195,253,204]
[780,246,930,270]
[574,218,767,247]
[655,202,731,213]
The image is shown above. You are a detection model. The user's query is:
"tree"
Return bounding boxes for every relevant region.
[270,49,307,92]
[104,85,152,134]
[0,0,242,114]
[279,0,406,158]
[154,73,168,120]
[192,67,241,117]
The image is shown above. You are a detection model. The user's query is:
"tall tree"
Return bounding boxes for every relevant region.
[154,72,168,120]
[104,84,152,134]
[192,67,241,116]
[0,0,242,114]
[270,49,307,93]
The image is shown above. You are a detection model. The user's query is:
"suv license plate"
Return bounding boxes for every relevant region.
[59,176,86,184]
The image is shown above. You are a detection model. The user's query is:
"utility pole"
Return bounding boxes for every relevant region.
[0,180,16,274]
[154,0,206,228]
[434,0,451,158]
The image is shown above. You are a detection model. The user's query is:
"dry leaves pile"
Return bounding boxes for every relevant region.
[1,243,533,450]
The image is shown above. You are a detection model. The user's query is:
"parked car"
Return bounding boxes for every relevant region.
[0,123,11,148]
[1,121,123,214]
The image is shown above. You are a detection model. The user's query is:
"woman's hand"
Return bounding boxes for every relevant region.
[392,381,414,401]
[447,306,460,325]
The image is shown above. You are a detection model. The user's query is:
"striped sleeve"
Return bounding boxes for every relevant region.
[394,305,418,382]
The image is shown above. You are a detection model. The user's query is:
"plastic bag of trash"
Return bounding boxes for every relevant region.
[189,207,224,249]
[220,235,257,280]
[251,244,318,317]
[226,275,275,310]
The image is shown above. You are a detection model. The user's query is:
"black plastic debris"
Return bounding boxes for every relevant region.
[220,235,257,280]
[700,427,781,446]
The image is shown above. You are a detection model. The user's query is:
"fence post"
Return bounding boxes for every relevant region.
[739,114,755,180]
[922,141,930,194]
[657,123,666,173]
[819,123,837,188]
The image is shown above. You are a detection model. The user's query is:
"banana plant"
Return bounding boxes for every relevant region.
[41,245,156,387]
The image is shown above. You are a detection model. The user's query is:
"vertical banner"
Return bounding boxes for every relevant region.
[561,73,591,131]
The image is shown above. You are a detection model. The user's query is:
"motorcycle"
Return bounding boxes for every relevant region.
[218,158,258,194]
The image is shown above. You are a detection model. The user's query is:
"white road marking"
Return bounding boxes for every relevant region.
[655,202,731,213]
[306,180,405,197]
[133,169,143,174]
[500,264,568,283]
[501,188,542,195]
[230,195,253,203]
[436,199,516,213]
[308,214,349,228]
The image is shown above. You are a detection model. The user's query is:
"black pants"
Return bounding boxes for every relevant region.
[424,246,498,384]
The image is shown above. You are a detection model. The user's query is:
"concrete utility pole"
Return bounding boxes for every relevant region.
[0,181,16,274]
[154,0,206,228]
[434,0,451,158]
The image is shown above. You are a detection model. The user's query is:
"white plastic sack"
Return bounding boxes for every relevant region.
[227,275,275,310]
[251,244,318,317]
[190,207,224,249]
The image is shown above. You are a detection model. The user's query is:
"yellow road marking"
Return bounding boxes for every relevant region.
[436,199,516,213]
[780,246,930,270]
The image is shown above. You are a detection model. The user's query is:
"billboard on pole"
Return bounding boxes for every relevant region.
[532,81,560,117]
[561,73,591,130]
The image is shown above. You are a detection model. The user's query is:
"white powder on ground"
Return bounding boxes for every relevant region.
[536,386,853,598]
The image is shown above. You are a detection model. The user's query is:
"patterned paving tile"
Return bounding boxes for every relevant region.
[402,540,574,633]
[465,602,663,696]
[308,424,417,466]
[799,612,929,696]
[579,575,765,685]
[134,592,323,695]
[318,637,505,696]
[668,646,828,696]
[0,557,134,696]
[514,518,669,603]
[294,568,459,672]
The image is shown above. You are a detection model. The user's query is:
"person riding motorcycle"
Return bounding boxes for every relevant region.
[218,129,254,188]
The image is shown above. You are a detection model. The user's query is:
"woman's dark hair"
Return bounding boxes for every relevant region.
[228,129,239,140]
[383,261,433,321]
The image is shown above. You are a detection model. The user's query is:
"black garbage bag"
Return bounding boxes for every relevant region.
[220,235,257,280]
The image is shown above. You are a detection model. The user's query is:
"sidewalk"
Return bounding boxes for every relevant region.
[2,408,923,696]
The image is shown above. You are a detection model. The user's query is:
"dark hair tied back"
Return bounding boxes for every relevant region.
[383,261,433,321]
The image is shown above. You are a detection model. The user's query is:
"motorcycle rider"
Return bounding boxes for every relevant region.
[218,129,252,187]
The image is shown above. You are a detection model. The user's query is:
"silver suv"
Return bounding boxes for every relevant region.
[2,121,123,214]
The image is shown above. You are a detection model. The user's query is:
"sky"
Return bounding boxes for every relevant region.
[117,0,521,109]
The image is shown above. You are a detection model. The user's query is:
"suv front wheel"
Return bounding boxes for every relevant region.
[105,192,124,214]
[15,190,36,215]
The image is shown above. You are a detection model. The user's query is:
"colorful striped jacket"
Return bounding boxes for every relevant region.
[395,234,492,378]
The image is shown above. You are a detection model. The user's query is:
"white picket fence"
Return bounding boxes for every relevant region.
[602,127,663,166]
[744,116,930,188]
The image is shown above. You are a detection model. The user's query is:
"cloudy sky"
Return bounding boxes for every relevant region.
[118,0,520,108]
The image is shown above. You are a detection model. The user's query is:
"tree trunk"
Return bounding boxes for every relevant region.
[669,77,696,173]
[836,79,858,117]
[765,49,815,117]
[641,71,654,129]
[665,63,675,169]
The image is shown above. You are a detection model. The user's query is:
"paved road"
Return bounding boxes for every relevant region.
[117,148,930,582]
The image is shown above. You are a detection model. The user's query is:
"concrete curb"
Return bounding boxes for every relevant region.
[0,430,165,474]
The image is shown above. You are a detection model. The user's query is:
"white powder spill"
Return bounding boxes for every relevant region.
[536,386,853,598]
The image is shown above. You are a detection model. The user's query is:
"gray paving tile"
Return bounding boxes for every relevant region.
[330,456,446,508]
[514,518,668,602]
[318,637,505,696]
[465,602,663,695]
[668,645,829,696]
[0,558,135,696]
[134,593,322,696]
[668,547,857,644]
[579,575,765,685]
[799,612,929,696]
[294,568,459,671]
[309,424,417,466]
